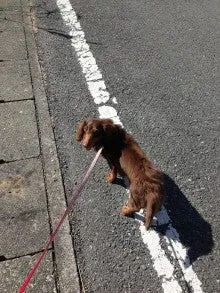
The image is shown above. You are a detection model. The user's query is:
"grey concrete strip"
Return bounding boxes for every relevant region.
[0,60,32,101]
[0,158,50,258]
[0,251,56,293]
[0,100,40,161]
[21,1,80,292]
[0,10,23,30]
[0,26,27,60]
[0,0,21,10]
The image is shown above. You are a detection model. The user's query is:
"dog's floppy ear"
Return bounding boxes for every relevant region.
[76,120,87,141]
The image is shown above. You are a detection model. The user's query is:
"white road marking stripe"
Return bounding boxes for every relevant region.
[158,207,203,292]
[56,1,203,292]
[139,224,182,293]
[98,105,123,126]
[57,1,110,105]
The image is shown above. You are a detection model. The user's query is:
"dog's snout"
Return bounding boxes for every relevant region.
[82,139,88,147]
[82,134,91,148]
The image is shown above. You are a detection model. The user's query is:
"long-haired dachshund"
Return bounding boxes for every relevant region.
[76,118,164,229]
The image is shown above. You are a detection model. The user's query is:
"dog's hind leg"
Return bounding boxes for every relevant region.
[120,196,140,216]
[145,197,156,230]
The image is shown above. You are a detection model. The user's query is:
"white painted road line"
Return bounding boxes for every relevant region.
[56,0,203,292]
[158,207,203,292]
[139,224,182,293]
[57,0,110,105]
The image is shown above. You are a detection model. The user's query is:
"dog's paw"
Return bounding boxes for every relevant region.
[120,205,130,216]
[106,172,116,183]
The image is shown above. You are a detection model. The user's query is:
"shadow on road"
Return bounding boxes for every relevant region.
[161,173,214,264]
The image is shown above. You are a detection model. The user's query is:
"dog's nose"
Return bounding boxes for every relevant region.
[82,139,88,147]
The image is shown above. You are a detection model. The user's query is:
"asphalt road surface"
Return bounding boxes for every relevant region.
[34,0,219,292]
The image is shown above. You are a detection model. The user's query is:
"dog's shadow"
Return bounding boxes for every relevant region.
[114,173,214,265]
[161,173,213,264]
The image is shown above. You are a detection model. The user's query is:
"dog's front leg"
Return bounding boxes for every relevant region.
[104,155,118,183]
[106,166,118,183]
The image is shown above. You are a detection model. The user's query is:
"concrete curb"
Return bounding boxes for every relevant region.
[21,1,80,292]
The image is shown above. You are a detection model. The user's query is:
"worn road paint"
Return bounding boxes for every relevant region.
[140,224,182,293]
[56,0,203,292]
[57,0,110,105]
[158,207,203,292]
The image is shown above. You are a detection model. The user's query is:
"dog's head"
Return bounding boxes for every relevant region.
[76,118,125,150]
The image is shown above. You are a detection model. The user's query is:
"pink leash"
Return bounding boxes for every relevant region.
[18,147,103,293]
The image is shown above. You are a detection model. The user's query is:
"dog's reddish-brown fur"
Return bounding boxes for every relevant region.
[76,118,164,229]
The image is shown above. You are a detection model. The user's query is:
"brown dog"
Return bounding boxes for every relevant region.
[76,118,164,229]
